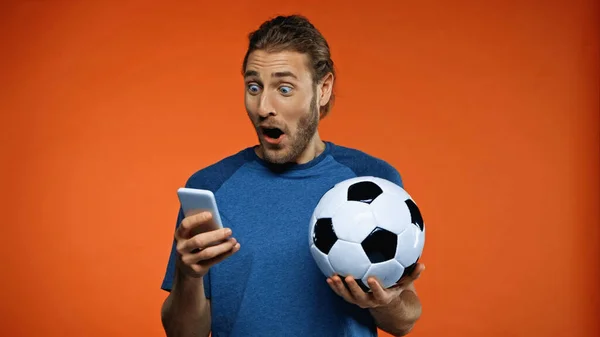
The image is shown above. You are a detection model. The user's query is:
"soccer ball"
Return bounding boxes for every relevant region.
[309,176,425,292]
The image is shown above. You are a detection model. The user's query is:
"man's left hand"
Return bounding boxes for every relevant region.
[326,263,425,309]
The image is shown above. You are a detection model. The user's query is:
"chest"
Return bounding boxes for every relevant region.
[217,178,326,250]
[205,167,371,334]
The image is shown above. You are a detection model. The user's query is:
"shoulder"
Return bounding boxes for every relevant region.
[184,147,253,192]
[328,142,403,187]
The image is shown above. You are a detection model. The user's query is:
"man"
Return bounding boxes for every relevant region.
[160,14,425,337]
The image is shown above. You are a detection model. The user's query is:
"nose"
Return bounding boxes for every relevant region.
[257,92,276,118]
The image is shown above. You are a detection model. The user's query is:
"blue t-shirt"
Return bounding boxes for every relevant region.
[161,141,403,337]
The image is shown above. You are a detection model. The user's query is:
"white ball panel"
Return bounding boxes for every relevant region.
[313,185,347,220]
[370,193,413,235]
[308,214,317,247]
[331,201,377,243]
[327,240,372,279]
[310,244,336,277]
[362,259,405,289]
[419,226,426,254]
[395,225,425,267]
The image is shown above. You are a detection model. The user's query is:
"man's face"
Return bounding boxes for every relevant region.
[243,50,321,165]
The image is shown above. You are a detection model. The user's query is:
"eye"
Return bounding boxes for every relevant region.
[279,86,293,95]
[247,84,261,94]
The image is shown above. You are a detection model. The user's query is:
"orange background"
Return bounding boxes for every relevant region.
[1,1,598,336]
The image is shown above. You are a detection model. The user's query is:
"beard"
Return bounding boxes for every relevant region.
[255,92,320,165]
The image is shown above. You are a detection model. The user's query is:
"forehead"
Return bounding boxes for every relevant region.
[244,50,312,81]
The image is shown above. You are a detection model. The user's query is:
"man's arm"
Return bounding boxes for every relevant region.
[161,264,211,337]
[369,283,422,336]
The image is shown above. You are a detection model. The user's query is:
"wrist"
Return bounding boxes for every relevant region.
[162,265,211,336]
[170,267,209,317]
[369,290,421,330]
[172,265,206,304]
[395,289,422,323]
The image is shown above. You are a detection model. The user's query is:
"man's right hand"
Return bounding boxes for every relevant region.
[174,211,240,278]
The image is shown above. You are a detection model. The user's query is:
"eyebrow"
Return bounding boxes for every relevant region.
[244,70,298,80]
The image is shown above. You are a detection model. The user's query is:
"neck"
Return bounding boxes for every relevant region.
[295,132,326,164]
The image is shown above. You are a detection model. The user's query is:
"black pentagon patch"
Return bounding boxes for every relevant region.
[313,218,337,254]
[361,227,398,263]
[341,277,371,293]
[405,199,424,231]
[347,181,383,204]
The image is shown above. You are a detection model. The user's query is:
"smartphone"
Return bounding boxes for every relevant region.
[177,187,224,233]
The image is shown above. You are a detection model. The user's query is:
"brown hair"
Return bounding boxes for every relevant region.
[242,15,336,117]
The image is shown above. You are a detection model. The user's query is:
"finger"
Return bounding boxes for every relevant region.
[177,228,232,254]
[331,275,355,302]
[197,242,241,268]
[396,263,426,286]
[326,278,342,297]
[188,243,239,275]
[368,277,394,305]
[344,276,370,304]
[182,237,238,265]
[176,212,213,239]
[411,263,425,280]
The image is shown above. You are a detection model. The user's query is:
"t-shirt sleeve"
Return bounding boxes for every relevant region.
[160,204,212,298]
[369,160,403,188]
[330,145,404,188]
[160,149,249,298]
[160,207,181,292]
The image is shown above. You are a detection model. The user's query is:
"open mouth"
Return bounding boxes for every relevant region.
[261,127,285,141]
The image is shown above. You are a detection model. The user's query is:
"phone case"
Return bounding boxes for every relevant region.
[177,187,224,228]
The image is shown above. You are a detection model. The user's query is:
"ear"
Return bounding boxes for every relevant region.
[318,72,334,108]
